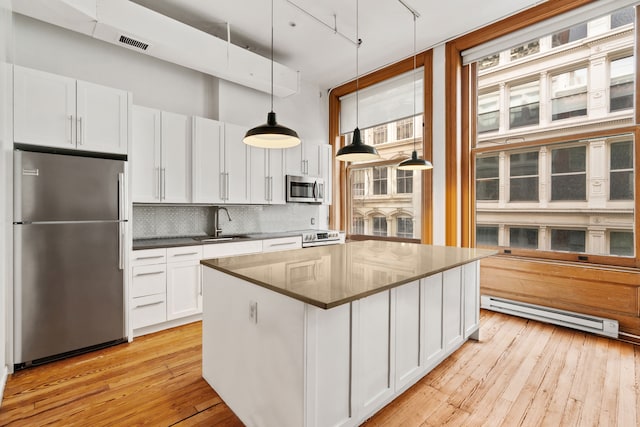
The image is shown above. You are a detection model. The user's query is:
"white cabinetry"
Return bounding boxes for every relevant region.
[166,246,203,320]
[14,65,128,154]
[285,142,332,204]
[192,117,250,204]
[250,147,285,204]
[132,106,190,203]
[130,245,202,336]
[131,249,167,330]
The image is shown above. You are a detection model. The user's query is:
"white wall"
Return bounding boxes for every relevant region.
[0,0,13,402]
[13,14,218,119]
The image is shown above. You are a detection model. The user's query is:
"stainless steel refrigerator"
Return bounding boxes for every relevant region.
[13,149,127,368]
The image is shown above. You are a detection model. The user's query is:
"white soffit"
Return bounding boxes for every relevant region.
[11,0,299,97]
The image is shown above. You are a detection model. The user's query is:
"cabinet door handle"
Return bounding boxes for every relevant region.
[134,270,164,277]
[161,168,166,200]
[135,255,164,260]
[219,172,224,201]
[135,300,164,309]
[268,242,295,247]
[225,172,230,201]
[77,116,83,145]
[68,115,73,144]
[172,252,199,257]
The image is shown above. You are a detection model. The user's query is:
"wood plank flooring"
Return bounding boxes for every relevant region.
[1,310,639,426]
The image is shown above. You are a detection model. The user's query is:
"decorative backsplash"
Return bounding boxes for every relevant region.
[132,204,322,240]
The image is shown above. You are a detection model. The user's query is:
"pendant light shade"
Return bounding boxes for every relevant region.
[396,2,432,171]
[244,112,300,148]
[336,128,379,161]
[398,150,433,170]
[243,0,300,149]
[336,0,380,162]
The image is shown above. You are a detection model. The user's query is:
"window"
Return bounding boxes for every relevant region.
[345,116,422,241]
[373,167,387,195]
[611,7,634,29]
[397,217,413,238]
[551,68,587,120]
[509,227,538,249]
[551,146,586,201]
[610,231,634,256]
[510,41,540,61]
[352,169,365,197]
[477,226,499,246]
[610,140,634,200]
[610,56,634,112]
[551,23,587,47]
[373,125,387,145]
[372,216,387,236]
[509,152,538,201]
[551,229,586,252]
[352,217,364,235]
[396,118,413,140]
[479,54,500,70]
[397,169,413,194]
[478,91,500,133]
[509,82,539,128]
[476,156,499,200]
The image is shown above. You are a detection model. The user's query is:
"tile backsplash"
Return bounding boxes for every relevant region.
[132,204,323,240]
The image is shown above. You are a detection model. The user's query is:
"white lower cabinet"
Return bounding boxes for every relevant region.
[131,245,202,335]
[166,246,203,320]
[394,280,422,391]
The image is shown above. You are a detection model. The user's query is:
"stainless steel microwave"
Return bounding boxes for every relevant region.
[286,175,324,203]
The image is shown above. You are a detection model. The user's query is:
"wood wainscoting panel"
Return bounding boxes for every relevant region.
[480,256,640,337]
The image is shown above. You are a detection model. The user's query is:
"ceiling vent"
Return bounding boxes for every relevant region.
[118,35,149,50]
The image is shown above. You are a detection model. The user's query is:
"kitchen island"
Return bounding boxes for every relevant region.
[201,240,495,427]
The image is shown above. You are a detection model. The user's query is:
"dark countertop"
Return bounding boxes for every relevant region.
[201,240,497,309]
[133,231,303,250]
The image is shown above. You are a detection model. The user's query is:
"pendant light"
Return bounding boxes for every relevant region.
[336,0,380,162]
[243,0,300,148]
[397,6,432,171]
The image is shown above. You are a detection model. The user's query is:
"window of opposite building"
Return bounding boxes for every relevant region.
[509,152,539,202]
[352,217,364,235]
[373,167,388,195]
[396,118,413,140]
[509,227,539,249]
[478,91,500,133]
[476,155,499,201]
[610,140,634,200]
[396,169,413,194]
[551,67,588,121]
[610,56,634,112]
[372,216,387,236]
[509,81,540,128]
[551,146,587,201]
[397,217,413,238]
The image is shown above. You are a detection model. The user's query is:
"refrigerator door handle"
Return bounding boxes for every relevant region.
[119,222,125,271]
[118,172,125,221]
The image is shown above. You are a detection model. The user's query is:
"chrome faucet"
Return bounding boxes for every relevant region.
[213,207,232,237]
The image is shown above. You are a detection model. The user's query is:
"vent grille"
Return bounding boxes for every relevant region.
[119,35,149,51]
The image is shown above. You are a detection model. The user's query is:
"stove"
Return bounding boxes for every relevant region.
[300,229,344,247]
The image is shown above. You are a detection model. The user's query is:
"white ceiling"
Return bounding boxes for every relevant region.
[131,0,545,91]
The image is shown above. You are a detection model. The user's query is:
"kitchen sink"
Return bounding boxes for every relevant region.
[192,234,250,242]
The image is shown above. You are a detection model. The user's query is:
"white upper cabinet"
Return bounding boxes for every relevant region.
[192,116,224,204]
[223,123,250,204]
[14,65,128,155]
[285,142,332,205]
[132,106,161,202]
[131,106,190,203]
[250,147,285,205]
[161,111,191,203]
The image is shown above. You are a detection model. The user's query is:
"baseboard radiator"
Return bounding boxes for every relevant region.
[481,295,619,339]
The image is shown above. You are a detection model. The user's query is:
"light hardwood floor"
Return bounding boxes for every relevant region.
[1,310,639,426]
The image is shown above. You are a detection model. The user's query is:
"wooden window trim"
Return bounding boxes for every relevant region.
[328,52,433,243]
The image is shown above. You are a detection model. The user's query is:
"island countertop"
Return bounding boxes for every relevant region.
[200,240,496,309]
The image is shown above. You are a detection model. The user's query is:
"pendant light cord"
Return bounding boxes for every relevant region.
[271,0,274,112]
[355,0,359,130]
[412,12,417,153]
